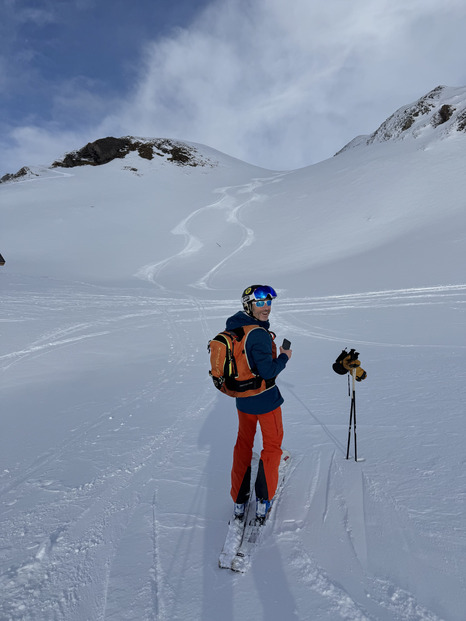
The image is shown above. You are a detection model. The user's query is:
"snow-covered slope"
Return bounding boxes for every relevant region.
[1,89,466,620]
[338,85,466,151]
[2,123,465,296]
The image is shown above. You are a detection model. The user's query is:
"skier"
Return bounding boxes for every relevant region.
[226,285,292,522]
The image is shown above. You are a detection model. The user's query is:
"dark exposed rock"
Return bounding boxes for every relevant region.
[456,110,466,132]
[370,89,439,143]
[431,104,455,127]
[0,137,216,184]
[337,85,466,155]
[55,137,134,167]
[51,136,212,168]
[0,166,37,183]
[400,96,437,131]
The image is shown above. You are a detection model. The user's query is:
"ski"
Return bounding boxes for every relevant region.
[218,505,252,569]
[218,452,259,570]
[230,450,291,574]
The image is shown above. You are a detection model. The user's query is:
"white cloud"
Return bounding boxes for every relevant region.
[0,126,86,174]
[2,0,466,174]
[98,0,466,169]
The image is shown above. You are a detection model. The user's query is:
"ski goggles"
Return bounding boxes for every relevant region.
[247,285,277,302]
[254,299,272,307]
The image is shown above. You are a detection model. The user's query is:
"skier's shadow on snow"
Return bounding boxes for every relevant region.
[198,397,299,621]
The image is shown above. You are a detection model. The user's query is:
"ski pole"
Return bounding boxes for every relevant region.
[346,393,353,459]
[346,369,357,461]
[333,348,365,462]
[352,369,357,462]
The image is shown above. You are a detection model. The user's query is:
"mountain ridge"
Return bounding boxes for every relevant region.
[337,84,466,154]
[3,84,466,184]
[0,137,219,183]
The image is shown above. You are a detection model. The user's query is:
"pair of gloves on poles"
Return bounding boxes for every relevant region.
[333,349,367,382]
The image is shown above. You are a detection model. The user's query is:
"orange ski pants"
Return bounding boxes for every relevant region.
[231,406,283,503]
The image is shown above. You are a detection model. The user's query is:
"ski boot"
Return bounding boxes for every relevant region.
[234,502,247,521]
[255,498,273,524]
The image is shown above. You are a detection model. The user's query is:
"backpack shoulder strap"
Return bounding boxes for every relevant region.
[227,326,245,340]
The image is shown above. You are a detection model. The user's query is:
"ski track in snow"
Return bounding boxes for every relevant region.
[0,291,217,620]
[1,252,464,617]
[275,448,451,621]
[130,164,466,334]
[1,174,465,619]
[134,173,286,289]
[1,286,462,620]
[1,282,464,378]
[131,167,466,350]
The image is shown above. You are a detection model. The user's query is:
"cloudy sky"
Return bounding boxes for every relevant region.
[2,0,466,177]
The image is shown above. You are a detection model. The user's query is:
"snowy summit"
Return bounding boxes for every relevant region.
[338,84,466,152]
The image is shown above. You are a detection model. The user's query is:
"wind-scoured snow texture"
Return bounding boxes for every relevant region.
[337,85,466,151]
[1,87,466,620]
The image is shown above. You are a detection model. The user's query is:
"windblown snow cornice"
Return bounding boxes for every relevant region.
[337,85,466,154]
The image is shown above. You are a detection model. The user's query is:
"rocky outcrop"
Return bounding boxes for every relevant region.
[337,85,466,155]
[0,166,39,184]
[0,136,217,183]
[51,136,214,168]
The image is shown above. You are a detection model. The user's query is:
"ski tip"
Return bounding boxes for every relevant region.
[218,556,232,569]
[231,557,249,573]
[231,565,248,574]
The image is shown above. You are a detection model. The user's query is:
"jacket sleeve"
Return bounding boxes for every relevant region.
[246,329,288,380]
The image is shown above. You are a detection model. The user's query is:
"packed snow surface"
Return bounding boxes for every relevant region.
[1,118,465,620]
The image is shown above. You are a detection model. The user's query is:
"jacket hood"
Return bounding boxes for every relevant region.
[226,310,270,331]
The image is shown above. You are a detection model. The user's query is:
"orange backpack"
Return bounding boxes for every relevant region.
[208,325,277,398]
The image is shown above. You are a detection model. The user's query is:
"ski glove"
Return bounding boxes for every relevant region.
[354,366,367,382]
[342,355,366,380]
[333,349,367,381]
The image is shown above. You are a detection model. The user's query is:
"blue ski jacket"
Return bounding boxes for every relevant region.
[225,311,288,415]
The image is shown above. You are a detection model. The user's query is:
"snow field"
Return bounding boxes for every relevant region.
[1,129,466,619]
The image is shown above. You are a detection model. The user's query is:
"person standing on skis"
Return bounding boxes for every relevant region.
[226,285,292,522]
